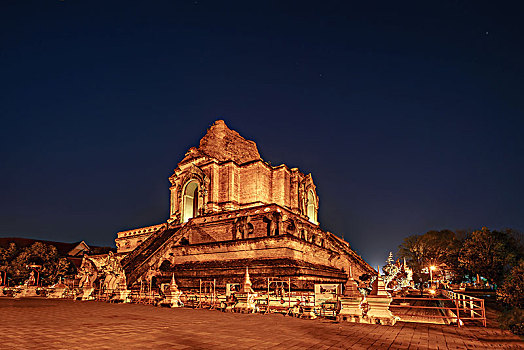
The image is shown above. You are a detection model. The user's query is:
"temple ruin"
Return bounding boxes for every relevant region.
[115,120,375,291]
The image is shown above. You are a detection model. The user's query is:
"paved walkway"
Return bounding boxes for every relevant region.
[0,298,522,349]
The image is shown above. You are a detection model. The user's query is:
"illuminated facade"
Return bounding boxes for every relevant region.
[115,120,374,290]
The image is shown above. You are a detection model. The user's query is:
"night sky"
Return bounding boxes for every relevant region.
[1,1,523,268]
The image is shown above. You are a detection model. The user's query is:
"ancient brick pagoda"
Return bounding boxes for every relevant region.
[116,120,374,290]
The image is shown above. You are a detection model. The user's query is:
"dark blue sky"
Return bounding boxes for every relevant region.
[1,1,523,267]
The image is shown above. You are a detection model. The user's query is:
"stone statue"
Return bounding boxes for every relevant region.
[234,216,254,240]
[77,256,98,288]
[27,271,36,286]
[266,212,281,236]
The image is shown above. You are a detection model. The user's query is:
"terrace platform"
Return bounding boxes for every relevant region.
[0,298,522,349]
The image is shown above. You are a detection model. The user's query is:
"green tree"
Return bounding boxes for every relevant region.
[398,235,424,271]
[11,242,59,285]
[398,230,460,273]
[459,227,523,285]
[498,260,524,308]
[498,259,524,335]
[0,243,18,269]
[0,243,19,284]
[382,252,398,285]
[53,257,76,281]
[458,228,522,286]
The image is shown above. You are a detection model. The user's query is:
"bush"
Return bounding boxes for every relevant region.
[496,261,524,334]
[497,261,524,308]
[499,308,524,335]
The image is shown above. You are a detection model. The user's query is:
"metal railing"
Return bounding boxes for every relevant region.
[442,290,486,327]
[390,291,486,327]
[24,282,487,328]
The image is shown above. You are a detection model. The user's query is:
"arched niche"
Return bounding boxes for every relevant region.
[306,190,317,224]
[181,180,199,223]
[286,220,297,235]
[159,260,172,272]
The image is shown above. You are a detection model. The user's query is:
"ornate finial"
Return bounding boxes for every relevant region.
[370,265,389,296]
[242,267,252,293]
[245,267,251,285]
[170,273,178,289]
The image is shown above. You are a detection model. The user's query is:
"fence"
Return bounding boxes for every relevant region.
[442,290,486,327]
[12,279,487,328]
[390,291,486,327]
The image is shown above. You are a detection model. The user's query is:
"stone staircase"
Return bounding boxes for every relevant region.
[122,224,186,287]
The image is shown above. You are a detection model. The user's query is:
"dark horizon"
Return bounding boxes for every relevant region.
[1,1,523,268]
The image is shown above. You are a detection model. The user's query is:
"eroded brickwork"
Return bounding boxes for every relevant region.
[166,120,318,223]
[115,120,374,290]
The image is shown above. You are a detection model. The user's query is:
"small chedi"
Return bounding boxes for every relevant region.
[158,274,183,308]
[232,267,257,313]
[47,278,69,299]
[362,266,398,326]
[112,120,374,292]
[339,267,364,322]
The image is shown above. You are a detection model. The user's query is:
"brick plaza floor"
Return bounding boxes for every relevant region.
[0,298,522,349]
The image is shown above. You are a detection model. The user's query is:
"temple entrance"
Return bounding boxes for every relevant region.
[307,190,316,223]
[182,180,199,223]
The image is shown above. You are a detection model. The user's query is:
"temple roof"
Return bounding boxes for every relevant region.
[181,120,262,164]
[0,237,115,256]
